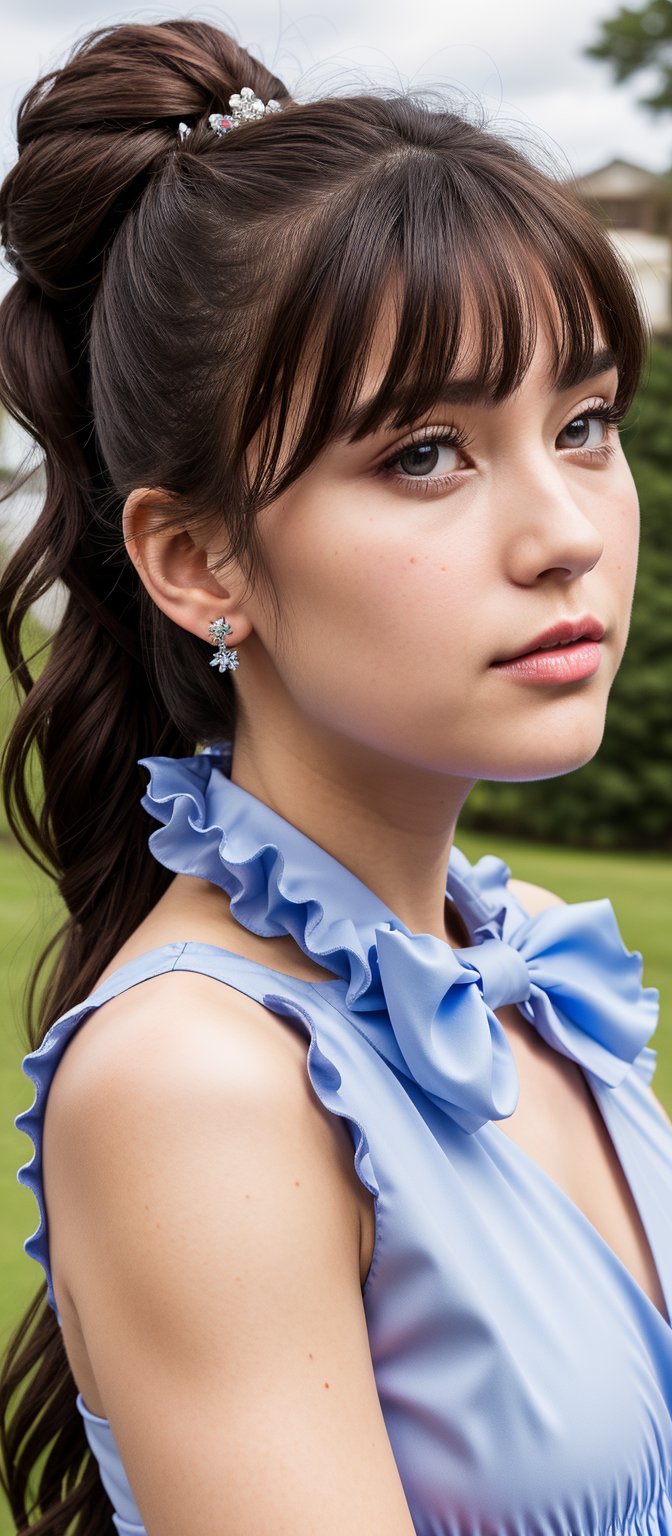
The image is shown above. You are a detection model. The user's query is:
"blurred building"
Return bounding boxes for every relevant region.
[571,157,672,337]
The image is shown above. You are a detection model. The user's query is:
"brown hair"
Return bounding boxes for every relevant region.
[0,17,649,1532]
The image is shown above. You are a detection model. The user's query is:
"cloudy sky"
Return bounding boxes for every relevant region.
[2,0,670,191]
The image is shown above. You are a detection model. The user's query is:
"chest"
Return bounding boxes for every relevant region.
[491,1002,669,1323]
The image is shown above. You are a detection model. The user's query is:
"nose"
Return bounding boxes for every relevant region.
[500,454,605,583]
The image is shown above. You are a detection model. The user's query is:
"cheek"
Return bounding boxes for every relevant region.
[603,474,640,598]
[261,494,478,727]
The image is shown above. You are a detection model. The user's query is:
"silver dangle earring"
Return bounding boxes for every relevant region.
[208,617,239,673]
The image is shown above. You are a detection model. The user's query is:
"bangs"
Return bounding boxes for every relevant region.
[238,144,648,507]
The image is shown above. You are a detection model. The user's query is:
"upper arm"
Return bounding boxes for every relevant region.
[506,876,566,916]
[45,972,415,1536]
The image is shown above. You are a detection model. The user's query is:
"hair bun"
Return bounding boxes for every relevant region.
[0,19,290,300]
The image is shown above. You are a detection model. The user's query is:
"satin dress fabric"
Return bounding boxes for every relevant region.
[15,747,672,1535]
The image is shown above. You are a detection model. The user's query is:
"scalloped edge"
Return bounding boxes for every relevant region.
[137,755,531,1020]
[14,1005,90,1315]
[261,989,383,1300]
[138,753,400,1010]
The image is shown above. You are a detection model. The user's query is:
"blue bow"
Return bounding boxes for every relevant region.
[369,900,659,1135]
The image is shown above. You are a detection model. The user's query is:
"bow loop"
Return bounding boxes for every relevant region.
[508,900,659,1088]
[374,926,520,1134]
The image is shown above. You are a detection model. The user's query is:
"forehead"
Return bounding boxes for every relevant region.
[357,270,610,404]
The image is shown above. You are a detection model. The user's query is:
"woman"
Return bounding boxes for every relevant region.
[1,17,670,1536]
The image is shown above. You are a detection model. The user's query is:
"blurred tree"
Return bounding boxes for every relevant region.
[584,0,672,122]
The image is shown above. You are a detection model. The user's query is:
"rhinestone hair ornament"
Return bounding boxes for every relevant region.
[178,85,282,142]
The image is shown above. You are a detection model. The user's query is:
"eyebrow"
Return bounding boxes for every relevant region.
[338,346,618,441]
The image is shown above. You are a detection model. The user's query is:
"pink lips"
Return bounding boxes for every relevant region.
[490,640,603,683]
[493,615,606,665]
[489,614,607,684]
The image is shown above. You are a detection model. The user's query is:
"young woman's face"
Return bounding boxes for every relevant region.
[237,290,640,785]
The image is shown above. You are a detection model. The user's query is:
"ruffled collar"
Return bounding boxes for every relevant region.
[138,748,659,1136]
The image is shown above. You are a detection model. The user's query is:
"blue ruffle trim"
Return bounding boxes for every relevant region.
[15,997,95,1316]
[253,988,382,1290]
[139,751,408,1011]
[137,752,530,1008]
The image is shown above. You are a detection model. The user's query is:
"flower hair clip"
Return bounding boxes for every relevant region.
[178,86,282,143]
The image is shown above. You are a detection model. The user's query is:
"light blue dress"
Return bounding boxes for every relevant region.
[15,747,672,1535]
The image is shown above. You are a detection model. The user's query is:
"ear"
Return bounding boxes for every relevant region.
[122,487,254,649]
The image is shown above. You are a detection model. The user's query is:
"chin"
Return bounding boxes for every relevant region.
[497,744,605,783]
[483,720,607,783]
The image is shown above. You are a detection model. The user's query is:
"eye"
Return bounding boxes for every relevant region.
[377,425,473,497]
[389,436,462,479]
[558,409,615,452]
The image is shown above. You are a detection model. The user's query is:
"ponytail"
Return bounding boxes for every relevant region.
[0,157,187,1536]
[1,278,185,1007]
[0,20,273,1531]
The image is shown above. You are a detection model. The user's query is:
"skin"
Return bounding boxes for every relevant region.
[122,283,640,945]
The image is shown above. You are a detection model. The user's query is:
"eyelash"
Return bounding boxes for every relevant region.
[377,401,627,497]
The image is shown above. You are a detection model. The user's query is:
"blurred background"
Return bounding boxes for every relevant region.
[1,4,671,1514]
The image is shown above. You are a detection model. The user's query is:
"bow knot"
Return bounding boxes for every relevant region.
[370,901,658,1135]
[459,937,532,1011]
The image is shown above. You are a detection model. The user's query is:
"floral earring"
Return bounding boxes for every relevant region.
[208,617,239,673]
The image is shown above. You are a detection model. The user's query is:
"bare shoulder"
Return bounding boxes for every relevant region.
[44,968,368,1303]
[506,876,566,915]
[45,968,319,1141]
[42,967,415,1533]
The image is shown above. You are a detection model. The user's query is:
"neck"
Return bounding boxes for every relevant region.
[228,721,476,945]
